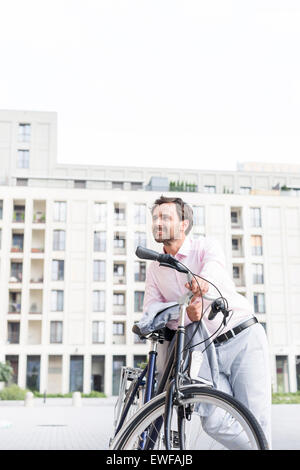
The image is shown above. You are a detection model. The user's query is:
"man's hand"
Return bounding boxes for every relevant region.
[186,295,203,322]
[185,277,209,298]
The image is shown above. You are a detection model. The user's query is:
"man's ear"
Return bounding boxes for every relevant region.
[182,219,189,233]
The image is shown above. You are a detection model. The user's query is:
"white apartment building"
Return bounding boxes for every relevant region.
[0,109,300,396]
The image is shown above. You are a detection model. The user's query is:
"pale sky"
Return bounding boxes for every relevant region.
[1,0,300,171]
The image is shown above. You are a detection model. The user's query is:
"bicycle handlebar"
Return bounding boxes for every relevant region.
[135,246,189,274]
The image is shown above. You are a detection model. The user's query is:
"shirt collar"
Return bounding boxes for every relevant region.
[163,236,191,258]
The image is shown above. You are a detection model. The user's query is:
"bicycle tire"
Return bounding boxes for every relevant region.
[110,385,269,450]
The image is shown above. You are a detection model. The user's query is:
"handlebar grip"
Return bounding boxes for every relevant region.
[135,246,160,261]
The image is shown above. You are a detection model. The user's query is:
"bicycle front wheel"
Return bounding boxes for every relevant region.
[110,385,269,450]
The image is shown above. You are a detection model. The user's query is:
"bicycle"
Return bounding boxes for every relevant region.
[109,246,269,450]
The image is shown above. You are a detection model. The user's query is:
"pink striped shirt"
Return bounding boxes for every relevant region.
[142,236,255,339]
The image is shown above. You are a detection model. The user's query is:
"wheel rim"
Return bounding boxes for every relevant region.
[119,393,262,450]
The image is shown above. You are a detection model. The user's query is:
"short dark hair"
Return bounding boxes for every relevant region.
[151,195,193,235]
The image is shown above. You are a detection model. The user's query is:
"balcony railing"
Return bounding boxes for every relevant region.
[113,276,126,284]
[31,247,44,253]
[33,213,46,223]
[9,272,23,282]
[12,212,25,222]
[113,305,126,315]
[8,303,21,313]
[11,245,23,253]
[7,333,20,344]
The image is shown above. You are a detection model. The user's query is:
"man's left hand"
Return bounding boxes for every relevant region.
[185,277,209,298]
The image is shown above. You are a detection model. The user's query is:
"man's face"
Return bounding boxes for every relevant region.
[152,203,187,243]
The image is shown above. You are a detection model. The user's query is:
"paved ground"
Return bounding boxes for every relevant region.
[0,398,299,450]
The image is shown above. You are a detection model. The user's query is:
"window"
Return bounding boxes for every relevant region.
[93,260,106,282]
[74,180,86,188]
[93,290,105,312]
[94,203,106,223]
[16,178,28,186]
[232,238,239,251]
[9,291,21,313]
[231,211,238,224]
[254,293,265,313]
[233,266,240,279]
[114,264,125,276]
[240,186,251,194]
[114,233,126,248]
[193,206,205,226]
[276,356,290,393]
[203,185,216,193]
[251,235,263,256]
[53,202,67,222]
[252,264,264,284]
[7,322,20,344]
[250,208,262,227]
[114,205,126,221]
[51,290,64,311]
[134,204,146,224]
[18,123,31,142]
[17,150,30,169]
[12,233,24,251]
[10,262,23,282]
[133,322,146,344]
[113,293,125,305]
[131,182,143,191]
[134,261,146,282]
[134,232,146,249]
[112,181,124,190]
[13,205,25,222]
[134,291,144,312]
[52,260,64,281]
[92,321,105,343]
[0,200,2,219]
[134,355,147,368]
[53,230,66,250]
[50,321,63,343]
[94,231,106,252]
[26,356,40,392]
[113,322,125,335]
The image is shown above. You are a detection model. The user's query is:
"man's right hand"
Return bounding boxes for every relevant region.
[186,295,203,322]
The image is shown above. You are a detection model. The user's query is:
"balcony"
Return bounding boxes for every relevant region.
[29,289,43,314]
[114,232,126,255]
[232,265,245,287]
[231,208,243,229]
[8,291,22,313]
[9,262,23,283]
[7,332,20,344]
[232,237,244,258]
[33,211,46,223]
[114,204,126,226]
[31,230,45,254]
[11,231,24,253]
[27,320,42,344]
[8,302,21,314]
[12,204,25,223]
[30,259,44,284]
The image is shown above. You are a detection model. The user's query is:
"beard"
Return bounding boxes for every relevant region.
[153,227,176,245]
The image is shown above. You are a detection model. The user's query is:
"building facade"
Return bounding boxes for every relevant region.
[0,109,300,396]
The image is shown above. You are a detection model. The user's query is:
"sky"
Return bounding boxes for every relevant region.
[1,0,300,171]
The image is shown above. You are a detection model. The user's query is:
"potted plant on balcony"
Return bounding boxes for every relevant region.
[0,362,13,390]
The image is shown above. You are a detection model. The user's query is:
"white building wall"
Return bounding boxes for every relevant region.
[0,109,300,395]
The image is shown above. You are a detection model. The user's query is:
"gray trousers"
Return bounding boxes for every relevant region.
[156,321,272,449]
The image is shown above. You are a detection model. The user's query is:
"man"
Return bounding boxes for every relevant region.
[142,195,272,447]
